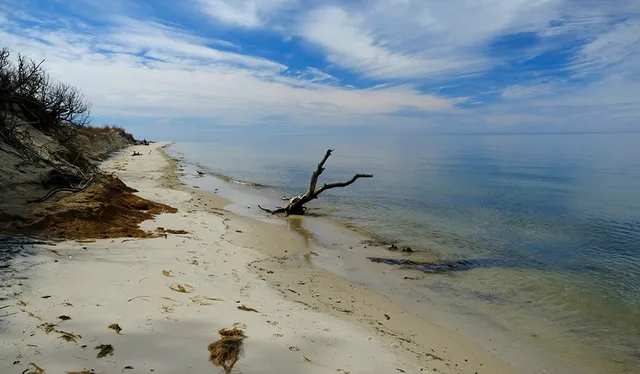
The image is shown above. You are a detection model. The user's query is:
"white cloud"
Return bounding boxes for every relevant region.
[571,19,640,78]
[297,0,567,80]
[0,15,453,127]
[3,0,639,133]
[502,83,557,99]
[196,0,296,28]
[497,16,640,119]
[295,0,640,84]
[300,6,474,80]
[107,18,283,71]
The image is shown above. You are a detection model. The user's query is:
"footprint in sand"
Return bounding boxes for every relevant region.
[314,322,331,332]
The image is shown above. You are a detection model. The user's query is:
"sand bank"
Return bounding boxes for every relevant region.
[0,142,514,374]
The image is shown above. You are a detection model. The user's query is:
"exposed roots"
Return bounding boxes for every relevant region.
[4,174,177,239]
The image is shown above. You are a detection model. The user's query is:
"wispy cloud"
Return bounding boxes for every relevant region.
[571,19,640,78]
[1,0,638,134]
[299,6,476,80]
[501,83,557,100]
[297,0,563,80]
[196,0,297,28]
[0,6,453,129]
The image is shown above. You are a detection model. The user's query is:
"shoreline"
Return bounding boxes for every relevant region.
[0,142,514,374]
[164,145,519,373]
[167,143,630,374]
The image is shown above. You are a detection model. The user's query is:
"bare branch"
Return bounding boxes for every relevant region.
[303,149,333,199]
[258,205,287,214]
[259,149,372,216]
[313,174,374,198]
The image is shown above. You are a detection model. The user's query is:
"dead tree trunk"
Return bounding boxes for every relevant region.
[259,149,372,216]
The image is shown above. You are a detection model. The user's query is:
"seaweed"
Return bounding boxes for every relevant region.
[237,304,259,313]
[108,323,122,334]
[208,328,246,373]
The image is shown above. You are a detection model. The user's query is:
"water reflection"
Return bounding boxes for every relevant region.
[169,132,640,372]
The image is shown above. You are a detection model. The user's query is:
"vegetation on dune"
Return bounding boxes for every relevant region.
[0,48,167,240]
[0,48,90,133]
[0,47,135,156]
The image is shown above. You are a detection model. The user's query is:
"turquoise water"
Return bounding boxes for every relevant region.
[169,131,640,372]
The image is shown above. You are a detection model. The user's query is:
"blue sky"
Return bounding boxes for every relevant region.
[1,0,638,138]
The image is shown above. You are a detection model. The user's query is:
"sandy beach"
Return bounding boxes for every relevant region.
[0,142,516,374]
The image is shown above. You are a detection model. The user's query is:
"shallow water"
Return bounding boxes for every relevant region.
[168,131,640,373]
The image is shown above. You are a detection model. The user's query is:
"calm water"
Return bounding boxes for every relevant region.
[170,131,640,372]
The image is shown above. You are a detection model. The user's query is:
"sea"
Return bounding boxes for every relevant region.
[167,130,640,373]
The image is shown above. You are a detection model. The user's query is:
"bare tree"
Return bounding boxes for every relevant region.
[0,48,91,131]
[259,149,373,216]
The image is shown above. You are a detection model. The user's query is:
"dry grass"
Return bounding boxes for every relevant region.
[25,362,45,374]
[41,323,56,334]
[95,344,114,359]
[27,311,42,320]
[169,284,194,293]
[237,304,259,313]
[190,296,223,305]
[58,331,79,343]
[208,328,246,373]
[77,125,135,144]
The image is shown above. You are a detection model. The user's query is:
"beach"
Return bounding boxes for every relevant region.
[0,142,516,374]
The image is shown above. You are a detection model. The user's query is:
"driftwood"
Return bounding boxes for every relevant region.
[259,149,372,216]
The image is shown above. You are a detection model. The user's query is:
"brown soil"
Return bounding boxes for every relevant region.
[4,175,176,240]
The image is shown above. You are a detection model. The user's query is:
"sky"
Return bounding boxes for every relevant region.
[0,0,639,138]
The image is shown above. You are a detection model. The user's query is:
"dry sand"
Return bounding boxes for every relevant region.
[0,142,516,374]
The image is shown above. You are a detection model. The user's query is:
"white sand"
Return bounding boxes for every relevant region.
[0,142,421,374]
